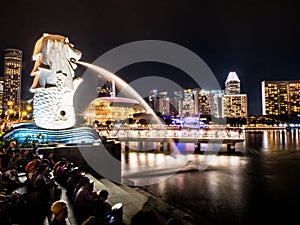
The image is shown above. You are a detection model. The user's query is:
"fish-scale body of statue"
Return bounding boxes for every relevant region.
[30,33,82,129]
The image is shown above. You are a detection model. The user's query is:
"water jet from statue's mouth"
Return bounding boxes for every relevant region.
[70,58,77,63]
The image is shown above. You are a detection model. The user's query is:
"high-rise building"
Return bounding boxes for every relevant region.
[222,72,247,118]
[173,90,183,116]
[148,89,158,111]
[149,90,171,115]
[222,94,248,118]
[210,89,224,118]
[225,72,240,95]
[198,89,211,116]
[157,98,170,116]
[262,80,300,116]
[3,49,22,116]
[182,89,196,117]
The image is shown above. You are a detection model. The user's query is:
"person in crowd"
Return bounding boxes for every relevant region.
[73,177,97,224]
[25,155,40,174]
[92,189,112,221]
[30,163,56,225]
[0,148,14,172]
[47,152,56,170]
[26,156,41,176]
[71,176,89,204]
[26,158,41,192]
[65,167,84,201]
[11,148,29,172]
[50,200,68,225]
[95,189,110,210]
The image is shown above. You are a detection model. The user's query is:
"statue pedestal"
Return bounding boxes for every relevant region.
[1,122,102,146]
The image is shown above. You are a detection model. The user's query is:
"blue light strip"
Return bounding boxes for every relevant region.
[1,122,101,144]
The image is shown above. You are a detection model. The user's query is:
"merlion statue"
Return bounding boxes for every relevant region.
[30,33,82,129]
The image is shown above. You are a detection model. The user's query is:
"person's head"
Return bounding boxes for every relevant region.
[6,148,14,157]
[14,148,21,155]
[131,209,160,225]
[9,140,16,148]
[37,163,49,174]
[41,158,50,165]
[98,189,109,202]
[23,150,30,157]
[51,200,68,221]
[81,177,92,190]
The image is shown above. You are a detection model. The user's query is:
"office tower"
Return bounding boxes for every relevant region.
[222,72,247,118]
[182,89,196,117]
[225,72,240,95]
[148,89,158,110]
[157,91,170,115]
[173,90,183,116]
[262,80,300,116]
[3,49,22,117]
[198,89,211,116]
[193,88,200,116]
[149,90,170,115]
[222,94,248,118]
[210,89,224,118]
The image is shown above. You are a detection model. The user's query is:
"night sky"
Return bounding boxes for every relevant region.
[1,0,300,116]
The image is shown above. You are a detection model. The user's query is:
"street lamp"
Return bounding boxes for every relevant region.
[6,101,15,121]
[21,111,27,121]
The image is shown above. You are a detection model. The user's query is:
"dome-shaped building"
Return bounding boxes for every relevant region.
[84,97,146,126]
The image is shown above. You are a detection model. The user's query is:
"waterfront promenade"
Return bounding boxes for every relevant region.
[41,173,195,225]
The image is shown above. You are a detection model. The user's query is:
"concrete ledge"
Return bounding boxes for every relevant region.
[85,174,194,225]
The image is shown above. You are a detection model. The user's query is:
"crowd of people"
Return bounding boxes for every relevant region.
[54,159,123,225]
[0,142,62,225]
[1,142,184,225]
[0,142,124,225]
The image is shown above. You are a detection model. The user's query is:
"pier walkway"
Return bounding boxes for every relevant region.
[98,127,245,152]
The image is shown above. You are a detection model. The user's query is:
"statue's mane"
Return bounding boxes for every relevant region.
[30,33,81,91]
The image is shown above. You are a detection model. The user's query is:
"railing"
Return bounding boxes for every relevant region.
[97,127,245,141]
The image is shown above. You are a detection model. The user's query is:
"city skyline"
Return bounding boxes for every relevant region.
[1,0,300,116]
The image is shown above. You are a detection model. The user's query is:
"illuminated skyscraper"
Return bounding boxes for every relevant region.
[225,72,240,95]
[148,89,158,111]
[198,89,211,116]
[197,89,224,118]
[222,72,247,118]
[157,91,170,115]
[149,90,170,115]
[182,89,197,117]
[262,80,300,116]
[3,49,22,116]
[173,90,183,116]
[222,94,248,118]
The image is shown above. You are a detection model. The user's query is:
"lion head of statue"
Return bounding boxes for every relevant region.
[30,33,82,91]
